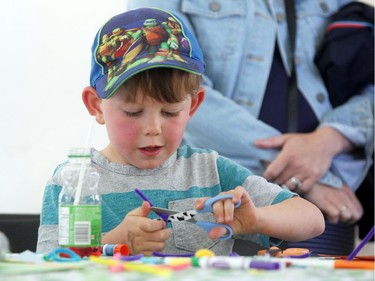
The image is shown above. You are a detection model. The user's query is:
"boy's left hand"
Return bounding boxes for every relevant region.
[195,186,258,240]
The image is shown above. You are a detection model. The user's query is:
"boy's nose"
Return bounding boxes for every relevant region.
[143,118,162,136]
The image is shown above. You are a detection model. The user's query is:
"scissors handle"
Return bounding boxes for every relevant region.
[196,221,233,240]
[198,194,241,213]
[195,194,241,240]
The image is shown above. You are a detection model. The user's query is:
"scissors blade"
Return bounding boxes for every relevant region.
[150,207,179,216]
[150,207,198,222]
[167,210,198,222]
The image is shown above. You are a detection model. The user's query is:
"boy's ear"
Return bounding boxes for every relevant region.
[82,86,105,124]
[189,87,205,117]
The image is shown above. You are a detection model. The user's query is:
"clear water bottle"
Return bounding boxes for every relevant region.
[58,148,102,257]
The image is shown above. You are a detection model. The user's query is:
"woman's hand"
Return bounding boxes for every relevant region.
[303,183,363,224]
[256,127,353,193]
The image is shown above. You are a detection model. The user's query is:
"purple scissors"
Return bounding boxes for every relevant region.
[150,194,241,240]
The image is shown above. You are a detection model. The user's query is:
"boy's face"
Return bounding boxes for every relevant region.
[98,86,203,169]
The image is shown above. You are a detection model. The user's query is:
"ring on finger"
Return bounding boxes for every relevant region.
[290,176,303,191]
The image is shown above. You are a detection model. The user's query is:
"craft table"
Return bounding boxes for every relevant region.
[1,255,374,281]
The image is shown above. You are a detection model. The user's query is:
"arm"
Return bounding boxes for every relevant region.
[196,186,325,242]
[37,166,64,254]
[185,83,280,174]
[254,0,373,191]
[256,126,353,192]
[256,84,373,192]
[252,197,324,242]
[319,87,374,190]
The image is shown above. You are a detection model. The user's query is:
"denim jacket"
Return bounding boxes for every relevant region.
[127,0,374,190]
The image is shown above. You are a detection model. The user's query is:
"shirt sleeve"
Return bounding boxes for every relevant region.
[235,175,296,248]
[36,183,61,254]
[319,85,374,190]
[36,164,64,254]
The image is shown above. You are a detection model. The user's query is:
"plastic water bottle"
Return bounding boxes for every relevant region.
[58,148,102,257]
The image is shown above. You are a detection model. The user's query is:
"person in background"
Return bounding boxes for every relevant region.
[126,0,374,255]
[36,8,324,256]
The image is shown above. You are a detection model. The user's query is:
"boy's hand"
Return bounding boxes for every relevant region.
[106,202,171,256]
[195,187,258,240]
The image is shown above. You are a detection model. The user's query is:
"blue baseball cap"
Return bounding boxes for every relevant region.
[90,8,205,99]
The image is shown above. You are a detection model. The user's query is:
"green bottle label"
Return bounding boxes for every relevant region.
[59,205,102,247]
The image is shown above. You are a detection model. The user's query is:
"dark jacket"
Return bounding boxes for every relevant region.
[314,2,374,107]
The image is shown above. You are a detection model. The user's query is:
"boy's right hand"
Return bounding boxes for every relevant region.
[104,202,171,256]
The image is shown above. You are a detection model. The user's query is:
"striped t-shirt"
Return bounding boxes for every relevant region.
[37,145,294,255]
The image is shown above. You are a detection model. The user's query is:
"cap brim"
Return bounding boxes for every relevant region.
[96,53,204,99]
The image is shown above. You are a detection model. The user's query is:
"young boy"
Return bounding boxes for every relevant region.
[37,8,324,256]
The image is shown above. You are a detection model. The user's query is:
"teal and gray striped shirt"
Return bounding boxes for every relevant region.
[37,145,294,255]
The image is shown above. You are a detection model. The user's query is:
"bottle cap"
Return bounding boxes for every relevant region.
[103,244,130,256]
[68,147,92,158]
[114,244,130,256]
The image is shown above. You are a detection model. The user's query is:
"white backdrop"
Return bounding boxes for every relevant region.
[0,0,125,214]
